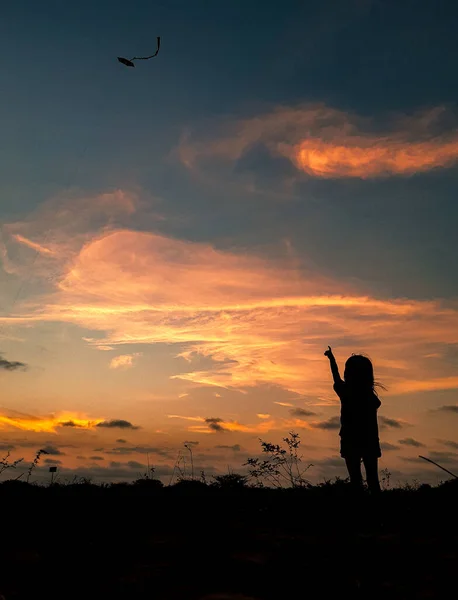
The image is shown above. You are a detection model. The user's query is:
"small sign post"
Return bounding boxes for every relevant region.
[49,466,57,485]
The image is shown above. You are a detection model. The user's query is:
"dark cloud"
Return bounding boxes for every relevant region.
[0,444,15,451]
[127,461,145,469]
[403,451,458,466]
[311,416,340,430]
[399,438,425,448]
[183,440,199,447]
[381,442,400,451]
[59,420,84,428]
[215,444,241,452]
[106,446,172,457]
[89,456,104,461]
[439,440,458,450]
[205,417,227,432]
[233,142,298,190]
[41,444,65,456]
[54,463,175,482]
[399,456,424,464]
[96,419,140,430]
[379,416,404,429]
[0,354,27,371]
[44,459,62,466]
[427,451,458,465]
[110,460,145,470]
[437,405,458,413]
[93,447,104,452]
[76,456,86,460]
[290,408,317,418]
[116,439,127,444]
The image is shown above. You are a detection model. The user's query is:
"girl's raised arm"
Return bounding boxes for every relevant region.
[324,346,343,385]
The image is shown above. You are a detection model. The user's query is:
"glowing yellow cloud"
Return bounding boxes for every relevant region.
[0,411,103,433]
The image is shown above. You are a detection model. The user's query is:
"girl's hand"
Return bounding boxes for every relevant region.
[324,345,333,358]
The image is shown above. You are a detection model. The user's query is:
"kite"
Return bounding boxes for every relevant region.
[117,36,161,67]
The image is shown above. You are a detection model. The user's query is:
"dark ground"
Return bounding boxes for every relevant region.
[0,479,457,600]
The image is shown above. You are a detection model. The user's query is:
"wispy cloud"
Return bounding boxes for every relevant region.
[12,234,56,256]
[179,103,458,180]
[398,437,425,448]
[2,195,458,400]
[109,353,142,370]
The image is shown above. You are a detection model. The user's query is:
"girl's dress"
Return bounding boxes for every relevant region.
[333,380,382,459]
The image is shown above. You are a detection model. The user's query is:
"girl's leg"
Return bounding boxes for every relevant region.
[363,456,381,493]
[345,456,363,489]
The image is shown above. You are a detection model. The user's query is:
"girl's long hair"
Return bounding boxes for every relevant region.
[344,353,386,396]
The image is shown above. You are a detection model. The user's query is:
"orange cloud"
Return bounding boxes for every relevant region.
[2,202,458,399]
[180,103,458,179]
[177,415,281,434]
[292,138,458,179]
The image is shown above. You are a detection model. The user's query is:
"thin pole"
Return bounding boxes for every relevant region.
[419,455,458,479]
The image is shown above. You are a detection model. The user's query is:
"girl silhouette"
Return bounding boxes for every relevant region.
[324,346,383,493]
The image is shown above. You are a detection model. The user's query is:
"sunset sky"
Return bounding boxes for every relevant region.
[1,0,458,485]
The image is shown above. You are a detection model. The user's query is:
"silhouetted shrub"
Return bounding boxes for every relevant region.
[170,479,209,493]
[133,477,164,490]
[212,473,248,489]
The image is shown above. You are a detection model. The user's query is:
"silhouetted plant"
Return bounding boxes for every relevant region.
[133,464,164,488]
[184,443,194,480]
[380,468,391,490]
[0,451,24,476]
[26,449,49,483]
[402,479,420,492]
[244,431,313,488]
[170,449,189,484]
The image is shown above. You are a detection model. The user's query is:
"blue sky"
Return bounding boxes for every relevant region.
[1,0,458,484]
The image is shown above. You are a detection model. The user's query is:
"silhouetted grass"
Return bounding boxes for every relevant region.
[0,432,456,599]
[0,475,456,600]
